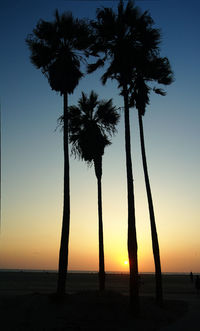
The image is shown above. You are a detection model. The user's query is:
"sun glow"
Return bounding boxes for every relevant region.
[124,260,129,265]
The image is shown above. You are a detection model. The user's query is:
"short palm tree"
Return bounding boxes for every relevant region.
[26,10,91,295]
[68,91,119,291]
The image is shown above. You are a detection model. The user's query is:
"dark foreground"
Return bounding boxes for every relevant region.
[0,272,198,331]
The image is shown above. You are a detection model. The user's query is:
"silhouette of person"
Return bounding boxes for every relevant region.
[195,275,200,294]
[190,271,193,282]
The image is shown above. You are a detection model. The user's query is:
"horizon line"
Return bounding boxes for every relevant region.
[0,268,199,275]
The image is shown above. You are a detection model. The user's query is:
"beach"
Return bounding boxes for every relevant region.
[0,271,199,330]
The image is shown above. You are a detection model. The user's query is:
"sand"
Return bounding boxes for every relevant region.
[0,271,199,330]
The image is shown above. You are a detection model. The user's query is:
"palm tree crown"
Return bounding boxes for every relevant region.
[26,10,91,94]
[69,91,119,168]
[89,1,160,90]
[129,56,173,115]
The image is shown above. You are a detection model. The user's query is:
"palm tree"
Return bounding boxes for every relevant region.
[26,10,91,296]
[67,91,119,291]
[88,0,153,312]
[88,0,173,308]
[130,57,173,305]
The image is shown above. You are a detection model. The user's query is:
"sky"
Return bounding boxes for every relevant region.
[0,0,199,273]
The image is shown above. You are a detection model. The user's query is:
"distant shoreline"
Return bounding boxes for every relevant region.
[0,269,199,275]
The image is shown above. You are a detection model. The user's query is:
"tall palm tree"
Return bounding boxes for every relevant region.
[68,91,119,291]
[130,58,173,305]
[88,0,155,312]
[88,0,173,308]
[26,10,91,296]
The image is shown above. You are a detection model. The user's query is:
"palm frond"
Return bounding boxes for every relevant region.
[78,91,97,117]
[87,58,105,74]
[146,57,174,85]
[153,87,166,96]
[95,100,120,134]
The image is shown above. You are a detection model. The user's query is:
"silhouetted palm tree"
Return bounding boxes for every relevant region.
[88,0,173,308]
[26,10,91,295]
[130,57,173,305]
[88,0,153,312]
[68,91,119,291]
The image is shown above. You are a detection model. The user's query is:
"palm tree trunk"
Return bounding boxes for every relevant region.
[138,110,163,305]
[123,87,139,313]
[57,92,70,296]
[94,157,105,291]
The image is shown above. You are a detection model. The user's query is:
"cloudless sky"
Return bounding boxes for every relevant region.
[0,0,200,273]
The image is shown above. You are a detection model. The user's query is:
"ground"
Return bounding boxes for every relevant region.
[0,272,199,330]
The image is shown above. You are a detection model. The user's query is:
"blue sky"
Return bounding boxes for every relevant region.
[0,0,200,272]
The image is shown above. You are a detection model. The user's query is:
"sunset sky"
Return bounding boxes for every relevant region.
[0,0,200,273]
